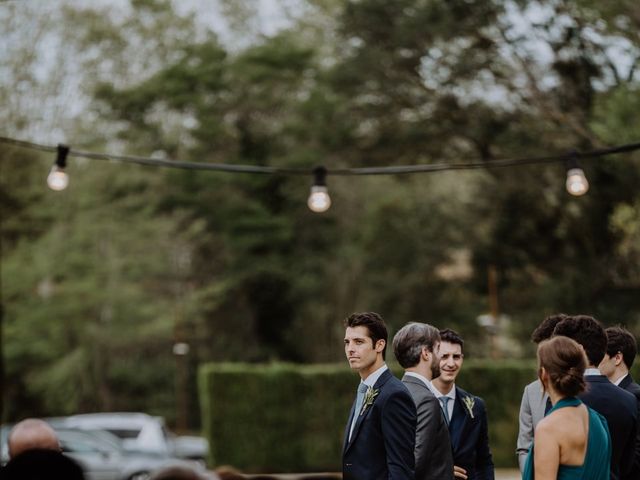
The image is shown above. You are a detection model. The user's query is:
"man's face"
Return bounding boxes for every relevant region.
[438,341,463,384]
[344,326,383,375]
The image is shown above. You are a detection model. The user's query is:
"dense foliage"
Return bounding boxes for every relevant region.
[198,360,544,471]
[2,0,640,432]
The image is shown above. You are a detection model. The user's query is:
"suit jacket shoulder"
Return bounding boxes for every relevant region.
[620,375,640,401]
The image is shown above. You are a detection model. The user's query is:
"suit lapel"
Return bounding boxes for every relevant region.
[448,387,468,449]
[344,369,391,453]
[343,401,358,452]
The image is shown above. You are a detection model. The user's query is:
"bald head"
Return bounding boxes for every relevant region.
[8,419,60,458]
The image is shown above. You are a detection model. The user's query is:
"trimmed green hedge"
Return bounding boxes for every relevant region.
[198,360,540,472]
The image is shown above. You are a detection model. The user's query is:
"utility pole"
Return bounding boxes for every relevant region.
[0,277,4,424]
[172,244,191,433]
[487,264,501,359]
[0,212,5,423]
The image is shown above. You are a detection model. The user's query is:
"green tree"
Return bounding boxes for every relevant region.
[3,0,640,426]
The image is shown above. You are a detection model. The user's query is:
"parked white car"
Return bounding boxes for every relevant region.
[1,425,205,480]
[59,413,209,463]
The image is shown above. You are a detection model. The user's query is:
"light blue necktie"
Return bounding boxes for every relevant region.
[439,396,450,426]
[349,383,368,441]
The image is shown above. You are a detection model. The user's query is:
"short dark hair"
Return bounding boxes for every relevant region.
[393,323,441,369]
[531,313,568,344]
[439,328,464,354]
[552,315,607,367]
[345,312,388,359]
[538,336,586,397]
[605,326,638,369]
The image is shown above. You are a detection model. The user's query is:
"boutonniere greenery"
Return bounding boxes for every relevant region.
[462,395,475,419]
[360,386,380,416]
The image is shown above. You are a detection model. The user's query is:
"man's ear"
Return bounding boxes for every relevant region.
[375,339,386,353]
[614,352,624,367]
[421,346,430,361]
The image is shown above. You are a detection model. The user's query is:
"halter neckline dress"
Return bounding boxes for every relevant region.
[522,396,611,480]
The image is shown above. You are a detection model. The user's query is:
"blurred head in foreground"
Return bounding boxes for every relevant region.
[7,418,60,458]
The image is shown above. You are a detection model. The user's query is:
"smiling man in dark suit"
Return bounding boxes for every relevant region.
[393,322,454,480]
[342,311,416,480]
[431,329,494,480]
[553,315,637,480]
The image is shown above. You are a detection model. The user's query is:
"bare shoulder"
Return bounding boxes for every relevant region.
[536,404,587,437]
[535,411,562,437]
[535,415,555,437]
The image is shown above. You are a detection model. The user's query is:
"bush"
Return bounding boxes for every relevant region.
[199,360,540,472]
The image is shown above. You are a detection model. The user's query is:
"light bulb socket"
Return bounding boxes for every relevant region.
[56,144,70,168]
[311,166,327,187]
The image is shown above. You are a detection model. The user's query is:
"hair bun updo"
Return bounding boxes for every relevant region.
[538,336,587,397]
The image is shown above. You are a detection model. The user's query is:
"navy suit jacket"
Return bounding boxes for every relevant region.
[580,374,637,480]
[342,369,417,480]
[448,386,494,480]
[619,374,640,480]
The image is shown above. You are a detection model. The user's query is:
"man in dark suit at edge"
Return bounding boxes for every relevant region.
[431,329,494,480]
[599,325,640,480]
[393,322,454,480]
[553,315,637,480]
[342,311,417,480]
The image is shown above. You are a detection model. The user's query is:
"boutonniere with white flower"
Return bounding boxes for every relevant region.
[360,386,380,416]
[462,395,475,419]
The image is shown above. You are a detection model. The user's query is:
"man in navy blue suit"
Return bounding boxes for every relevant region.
[554,315,637,480]
[342,312,417,480]
[431,329,494,480]
[600,325,640,480]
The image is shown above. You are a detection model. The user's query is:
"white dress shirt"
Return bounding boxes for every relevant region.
[430,383,456,420]
[362,364,388,388]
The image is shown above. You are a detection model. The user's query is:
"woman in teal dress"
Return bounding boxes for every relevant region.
[523,336,611,480]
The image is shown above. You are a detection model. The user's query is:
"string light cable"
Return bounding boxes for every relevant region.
[1,135,640,209]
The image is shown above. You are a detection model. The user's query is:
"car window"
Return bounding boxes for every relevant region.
[59,434,107,454]
[61,439,101,454]
[105,428,141,439]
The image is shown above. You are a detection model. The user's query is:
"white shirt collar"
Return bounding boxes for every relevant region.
[584,368,601,376]
[362,364,388,388]
[429,382,456,401]
[405,371,431,388]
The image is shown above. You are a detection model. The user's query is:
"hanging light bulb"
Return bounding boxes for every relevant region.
[47,144,70,191]
[565,154,589,196]
[307,166,331,213]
